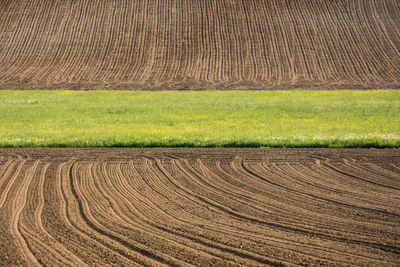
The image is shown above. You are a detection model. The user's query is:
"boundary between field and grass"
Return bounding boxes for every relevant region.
[0,90,399,148]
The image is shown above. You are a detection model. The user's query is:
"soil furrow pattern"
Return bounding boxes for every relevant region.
[0,148,399,266]
[0,0,399,90]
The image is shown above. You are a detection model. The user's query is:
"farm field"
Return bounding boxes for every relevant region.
[0,0,400,90]
[0,148,399,266]
[1,90,399,148]
[1,0,400,265]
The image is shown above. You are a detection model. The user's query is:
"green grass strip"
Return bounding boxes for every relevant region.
[0,90,399,148]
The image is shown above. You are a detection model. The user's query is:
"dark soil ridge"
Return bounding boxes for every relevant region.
[0,0,399,90]
[0,148,399,266]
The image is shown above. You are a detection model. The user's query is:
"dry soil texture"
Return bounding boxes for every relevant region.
[0,148,399,266]
[0,0,400,90]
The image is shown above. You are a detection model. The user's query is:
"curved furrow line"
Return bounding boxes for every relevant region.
[0,0,400,89]
[196,158,295,216]
[313,164,400,215]
[70,161,183,266]
[251,1,271,82]
[343,160,400,187]
[287,1,313,82]
[90,1,119,83]
[18,229,75,267]
[260,1,283,84]
[0,0,32,68]
[285,161,398,212]
[186,158,388,262]
[238,0,256,82]
[255,160,400,224]
[120,159,266,266]
[95,161,215,266]
[87,0,116,84]
[363,0,400,80]
[362,162,400,181]
[0,0,14,34]
[14,1,59,82]
[128,158,351,265]
[178,158,277,215]
[30,163,88,266]
[135,159,284,265]
[135,1,159,85]
[1,149,399,265]
[0,160,27,208]
[212,159,376,235]
[153,158,396,264]
[323,1,362,83]
[379,0,400,53]
[178,0,196,86]
[121,161,264,266]
[107,0,134,82]
[178,158,333,237]
[17,162,78,266]
[102,0,127,82]
[310,1,346,82]
[100,161,245,266]
[150,0,169,86]
[157,158,293,233]
[390,163,400,172]
[239,159,400,255]
[354,0,396,83]
[210,159,317,218]
[57,161,147,266]
[371,0,400,79]
[0,0,38,82]
[363,1,400,81]
[216,0,230,83]
[84,161,186,266]
[156,157,276,226]
[125,0,149,82]
[0,159,15,188]
[271,161,395,212]
[72,1,107,84]
[255,162,400,242]
[274,1,295,84]
[48,1,84,84]
[280,161,354,195]
[54,160,139,266]
[111,0,133,81]
[20,2,63,85]
[156,157,321,239]
[9,160,40,266]
[247,162,391,240]
[33,2,74,85]
[163,0,180,85]
[58,1,93,84]
[17,162,87,267]
[3,1,47,82]
[197,0,212,85]
[323,160,400,191]
[141,157,290,266]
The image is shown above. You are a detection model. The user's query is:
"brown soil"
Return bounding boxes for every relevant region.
[0,1,399,90]
[0,148,399,266]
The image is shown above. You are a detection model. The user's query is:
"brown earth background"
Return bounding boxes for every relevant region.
[0,0,400,90]
[0,149,399,266]
[1,1,400,266]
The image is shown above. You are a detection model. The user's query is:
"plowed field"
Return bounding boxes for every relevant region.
[0,148,399,266]
[0,0,400,90]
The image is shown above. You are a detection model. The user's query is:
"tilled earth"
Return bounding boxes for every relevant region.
[0,148,399,266]
[1,0,400,90]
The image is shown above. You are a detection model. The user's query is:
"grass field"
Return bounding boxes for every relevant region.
[0,90,399,148]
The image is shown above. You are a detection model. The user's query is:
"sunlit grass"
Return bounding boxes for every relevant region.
[0,90,399,148]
